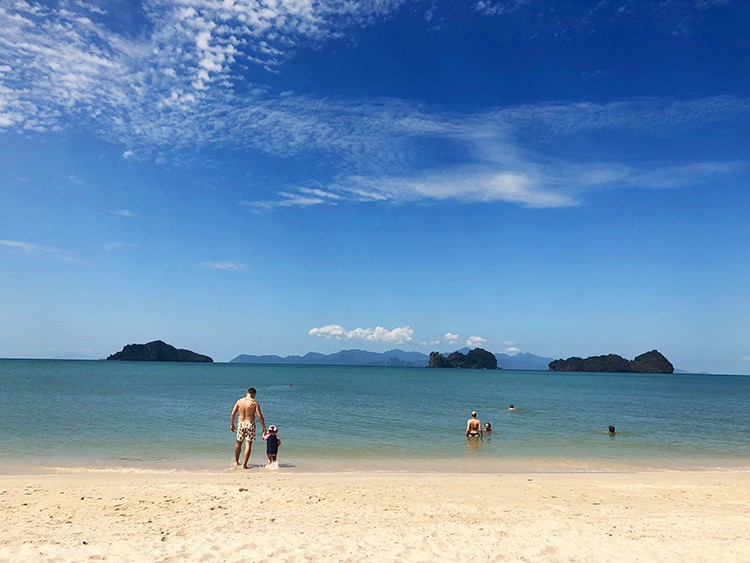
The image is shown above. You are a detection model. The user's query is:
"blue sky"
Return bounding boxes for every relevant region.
[0,0,748,373]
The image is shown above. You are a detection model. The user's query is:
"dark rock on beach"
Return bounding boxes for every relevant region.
[548,350,673,373]
[107,340,213,363]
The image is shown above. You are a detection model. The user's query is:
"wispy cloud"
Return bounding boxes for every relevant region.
[335,170,577,208]
[309,324,414,344]
[198,261,249,271]
[0,239,81,262]
[241,187,343,212]
[1,3,746,212]
[104,242,138,252]
[242,95,748,211]
[108,209,138,218]
[0,0,407,138]
[475,1,531,17]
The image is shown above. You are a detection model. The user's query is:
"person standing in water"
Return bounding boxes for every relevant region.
[466,411,483,437]
[263,425,281,466]
[230,387,266,469]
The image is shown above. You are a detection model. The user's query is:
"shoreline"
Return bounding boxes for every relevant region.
[2,452,750,476]
[2,470,749,561]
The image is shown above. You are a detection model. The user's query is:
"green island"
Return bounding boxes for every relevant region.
[428,348,499,369]
[548,350,673,373]
[107,340,213,363]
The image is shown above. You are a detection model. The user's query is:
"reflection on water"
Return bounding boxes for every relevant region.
[466,435,484,451]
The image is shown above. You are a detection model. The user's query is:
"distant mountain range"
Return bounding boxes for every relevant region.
[231,348,555,370]
[494,352,555,371]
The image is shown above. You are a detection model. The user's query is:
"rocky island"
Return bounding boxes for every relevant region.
[107,340,213,363]
[548,350,673,373]
[428,348,499,369]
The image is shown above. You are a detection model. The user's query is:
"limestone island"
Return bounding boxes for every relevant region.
[107,340,213,363]
[428,348,499,369]
[548,350,673,373]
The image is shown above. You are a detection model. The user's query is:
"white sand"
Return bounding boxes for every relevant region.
[1,470,749,562]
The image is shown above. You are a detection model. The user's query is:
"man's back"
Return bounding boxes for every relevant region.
[236,397,258,422]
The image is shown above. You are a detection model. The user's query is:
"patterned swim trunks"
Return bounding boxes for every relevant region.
[236,420,256,442]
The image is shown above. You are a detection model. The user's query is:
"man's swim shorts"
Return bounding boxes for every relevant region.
[236,420,256,442]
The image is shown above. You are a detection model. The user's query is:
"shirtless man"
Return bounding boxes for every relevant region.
[230,387,266,469]
[466,410,482,437]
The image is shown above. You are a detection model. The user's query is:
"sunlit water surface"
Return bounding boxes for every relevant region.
[1,359,748,473]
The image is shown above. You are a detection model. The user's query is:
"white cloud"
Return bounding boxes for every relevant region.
[0,0,409,138]
[309,324,414,344]
[466,335,487,347]
[502,340,521,353]
[742,355,750,362]
[308,324,346,338]
[122,150,136,159]
[198,261,248,271]
[444,332,459,344]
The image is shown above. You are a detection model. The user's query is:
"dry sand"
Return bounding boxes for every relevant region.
[1,470,749,562]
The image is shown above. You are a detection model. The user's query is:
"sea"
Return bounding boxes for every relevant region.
[1,359,748,475]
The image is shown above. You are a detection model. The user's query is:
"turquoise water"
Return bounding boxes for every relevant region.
[0,359,748,474]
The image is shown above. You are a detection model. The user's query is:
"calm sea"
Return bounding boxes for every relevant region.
[1,359,748,474]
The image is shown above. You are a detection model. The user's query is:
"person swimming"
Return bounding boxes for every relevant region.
[508,405,515,411]
[608,425,616,435]
[484,422,492,433]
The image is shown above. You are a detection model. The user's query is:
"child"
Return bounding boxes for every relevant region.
[263,425,281,467]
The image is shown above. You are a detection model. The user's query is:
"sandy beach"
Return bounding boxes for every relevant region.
[1,470,748,562]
